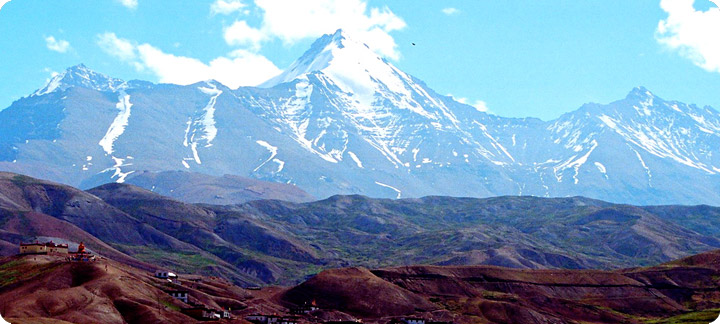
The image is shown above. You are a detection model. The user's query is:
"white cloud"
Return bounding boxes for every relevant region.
[116,0,137,9]
[224,20,266,50]
[450,95,489,113]
[656,0,720,73]
[211,0,246,15]
[471,100,489,112]
[0,0,11,12]
[229,0,406,60]
[45,36,71,53]
[43,68,59,84]
[97,33,281,88]
[137,45,281,87]
[442,7,460,15]
[97,32,137,61]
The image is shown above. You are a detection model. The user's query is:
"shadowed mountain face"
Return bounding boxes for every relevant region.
[116,170,315,205]
[223,195,720,271]
[3,172,720,286]
[1,31,719,205]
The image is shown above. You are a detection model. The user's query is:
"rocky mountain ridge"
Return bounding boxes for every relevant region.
[0,30,719,204]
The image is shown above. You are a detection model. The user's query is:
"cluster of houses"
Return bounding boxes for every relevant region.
[245,301,320,324]
[19,241,68,255]
[154,268,233,321]
[18,241,95,262]
[246,302,452,324]
[388,318,452,324]
[246,314,303,324]
[181,306,232,321]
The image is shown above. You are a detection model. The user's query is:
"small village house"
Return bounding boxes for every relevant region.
[289,300,320,314]
[182,306,220,321]
[389,318,451,324]
[247,315,300,324]
[167,290,189,304]
[19,241,70,255]
[19,242,47,255]
[246,314,273,324]
[389,318,426,324]
[279,316,300,324]
[46,241,69,255]
[155,269,181,284]
[155,269,176,279]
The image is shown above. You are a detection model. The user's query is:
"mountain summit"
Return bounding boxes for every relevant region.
[262,29,411,105]
[33,64,125,96]
[1,31,719,204]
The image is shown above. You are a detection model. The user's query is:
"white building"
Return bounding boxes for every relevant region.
[168,290,188,303]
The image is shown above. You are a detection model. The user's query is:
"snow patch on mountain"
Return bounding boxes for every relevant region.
[347,151,363,168]
[375,181,401,199]
[594,162,608,179]
[631,147,653,187]
[273,158,285,172]
[254,140,278,172]
[181,82,223,165]
[99,90,133,155]
[191,143,202,164]
[102,156,134,183]
[196,82,222,146]
[553,140,598,184]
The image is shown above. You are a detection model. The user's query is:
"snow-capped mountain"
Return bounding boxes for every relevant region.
[33,64,126,96]
[1,30,719,205]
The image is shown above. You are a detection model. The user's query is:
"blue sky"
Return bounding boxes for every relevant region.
[0,0,718,120]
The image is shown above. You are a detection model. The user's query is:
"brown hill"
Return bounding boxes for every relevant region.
[283,267,438,318]
[0,254,250,324]
[0,172,274,285]
[88,182,322,283]
[6,171,720,288]
[279,250,720,323]
[3,250,720,323]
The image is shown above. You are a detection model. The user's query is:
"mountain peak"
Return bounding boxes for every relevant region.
[625,86,654,100]
[67,63,89,72]
[33,64,125,97]
[305,29,358,53]
[259,29,379,88]
[328,28,348,43]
